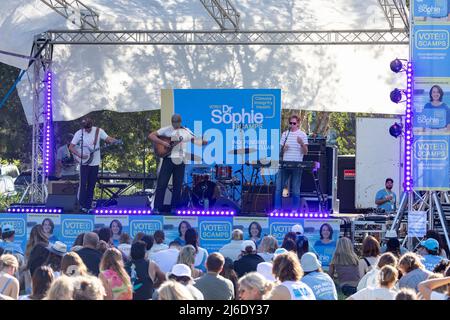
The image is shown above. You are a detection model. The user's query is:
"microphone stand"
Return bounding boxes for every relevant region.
[280,126,291,161]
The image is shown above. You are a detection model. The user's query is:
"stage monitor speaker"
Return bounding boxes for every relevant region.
[46,194,78,213]
[116,195,151,208]
[241,191,274,214]
[214,197,241,213]
[48,181,79,195]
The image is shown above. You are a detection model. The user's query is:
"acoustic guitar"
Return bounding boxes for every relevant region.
[153,135,184,158]
[73,140,123,165]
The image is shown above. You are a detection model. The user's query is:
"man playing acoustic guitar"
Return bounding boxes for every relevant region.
[69,117,121,213]
[149,114,207,213]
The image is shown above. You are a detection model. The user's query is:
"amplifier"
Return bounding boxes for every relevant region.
[241,186,274,214]
[48,181,79,195]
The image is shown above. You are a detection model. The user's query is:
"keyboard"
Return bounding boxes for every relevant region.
[97,172,157,180]
[279,161,319,170]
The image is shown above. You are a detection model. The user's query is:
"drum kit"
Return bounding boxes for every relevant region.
[181,146,262,210]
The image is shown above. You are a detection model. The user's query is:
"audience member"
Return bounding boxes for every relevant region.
[61,252,88,277]
[185,228,209,273]
[358,236,380,278]
[151,241,181,273]
[19,266,53,300]
[219,229,244,261]
[424,230,448,259]
[177,245,203,278]
[418,266,450,300]
[77,232,103,276]
[45,275,74,300]
[398,252,432,292]
[357,252,397,291]
[72,233,85,248]
[347,265,398,300]
[380,230,407,256]
[98,227,113,246]
[256,262,276,282]
[157,264,204,300]
[238,272,273,300]
[300,252,338,300]
[157,280,194,300]
[45,241,67,277]
[291,224,309,259]
[24,224,49,293]
[149,230,168,254]
[220,257,239,299]
[433,259,450,274]
[117,233,132,258]
[72,275,106,300]
[417,238,445,272]
[233,240,265,278]
[0,254,19,299]
[281,238,297,254]
[395,288,418,300]
[133,232,146,244]
[141,234,155,256]
[257,236,278,262]
[99,248,132,300]
[97,240,109,254]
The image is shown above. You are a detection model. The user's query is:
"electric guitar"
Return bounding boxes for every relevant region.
[73,140,123,165]
[153,136,184,158]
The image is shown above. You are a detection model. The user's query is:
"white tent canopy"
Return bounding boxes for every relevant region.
[0,0,408,123]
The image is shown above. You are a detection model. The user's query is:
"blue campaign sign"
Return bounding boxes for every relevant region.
[232,217,269,247]
[27,214,61,244]
[413,134,450,189]
[163,216,199,245]
[198,216,233,253]
[94,215,130,247]
[173,89,281,190]
[413,0,448,18]
[304,219,340,269]
[0,214,27,253]
[414,107,449,129]
[60,215,95,250]
[128,216,164,238]
[268,218,304,244]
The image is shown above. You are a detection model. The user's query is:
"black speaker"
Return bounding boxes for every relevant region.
[337,155,357,213]
[241,188,274,214]
[116,195,151,208]
[302,153,327,194]
[46,194,78,213]
[48,181,79,195]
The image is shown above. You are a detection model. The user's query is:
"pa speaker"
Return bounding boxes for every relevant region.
[46,194,78,213]
[116,195,151,208]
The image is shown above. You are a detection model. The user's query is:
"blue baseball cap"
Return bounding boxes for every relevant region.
[420,238,439,251]
[1,224,14,234]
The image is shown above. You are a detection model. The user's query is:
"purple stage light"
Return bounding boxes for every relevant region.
[404,62,414,192]
[43,71,53,176]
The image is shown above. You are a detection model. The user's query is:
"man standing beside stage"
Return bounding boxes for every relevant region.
[375,178,397,213]
[55,133,79,180]
[149,114,207,213]
[274,114,308,211]
[69,117,120,213]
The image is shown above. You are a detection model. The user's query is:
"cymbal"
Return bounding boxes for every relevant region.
[228,147,257,155]
[184,153,203,162]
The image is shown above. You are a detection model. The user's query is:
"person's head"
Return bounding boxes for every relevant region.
[330,237,359,266]
[42,218,55,235]
[100,248,131,288]
[288,114,300,130]
[178,221,191,238]
[283,231,297,243]
[385,178,394,190]
[61,252,88,277]
[398,252,425,274]
[169,241,182,250]
[167,264,194,285]
[319,223,333,241]
[177,245,196,268]
[30,266,54,300]
[272,252,304,282]
[386,238,401,257]
[241,240,257,255]
[1,224,15,241]
[418,238,440,256]
[291,224,304,235]
[73,233,85,247]
[96,240,109,254]
[130,240,147,261]
[72,275,106,300]
[424,230,445,254]
[46,241,67,271]
[153,230,165,244]
[258,236,278,254]
[231,229,244,241]
[141,235,154,251]
[45,275,74,300]
[83,232,99,249]
[433,259,450,274]
[82,117,94,130]
[362,235,380,258]
[109,220,122,237]
[158,280,194,300]
[238,272,273,300]
[206,252,225,274]
[220,257,238,281]
[377,252,398,269]
[257,262,276,281]
[395,288,418,300]
[248,222,262,239]
[119,233,131,245]
[171,114,182,130]
[64,133,74,145]
[378,265,398,289]
[133,232,145,243]
[281,238,297,253]
[184,228,199,250]
[0,254,19,275]
[26,224,49,256]
[98,227,112,245]
[429,85,444,102]
[300,252,323,274]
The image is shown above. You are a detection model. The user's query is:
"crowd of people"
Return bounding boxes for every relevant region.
[0,221,449,300]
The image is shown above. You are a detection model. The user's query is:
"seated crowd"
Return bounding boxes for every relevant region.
[0,222,449,300]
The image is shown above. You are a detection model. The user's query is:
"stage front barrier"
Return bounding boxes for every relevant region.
[0,213,339,269]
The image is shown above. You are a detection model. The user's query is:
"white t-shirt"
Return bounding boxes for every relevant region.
[281,281,316,300]
[71,127,108,166]
[157,126,192,159]
[350,287,397,300]
[430,291,449,300]
[194,247,209,270]
[280,130,308,162]
[151,248,180,273]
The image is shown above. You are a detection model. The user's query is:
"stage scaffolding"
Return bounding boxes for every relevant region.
[28,1,410,203]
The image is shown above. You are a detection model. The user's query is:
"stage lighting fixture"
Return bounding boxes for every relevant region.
[389,122,403,138]
[390,88,404,104]
[390,59,404,73]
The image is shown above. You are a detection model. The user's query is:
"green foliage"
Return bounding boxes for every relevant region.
[0,194,21,211]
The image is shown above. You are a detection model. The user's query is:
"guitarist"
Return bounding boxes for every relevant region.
[69,117,120,213]
[149,114,207,213]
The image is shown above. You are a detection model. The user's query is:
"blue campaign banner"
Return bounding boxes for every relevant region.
[268,218,304,244]
[60,215,95,250]
[0,214,27,253]
[413,134,450,189]
[27,214,61,244]
[413,0,448,18]
[162,216,199,245]
[232,217,269,247]
[198,216,233,253]
[128,215,164,239]
[94,215,130,247]
[304,219,340,269]
[173,89,281,188]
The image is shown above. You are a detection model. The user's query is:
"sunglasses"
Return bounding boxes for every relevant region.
[289,122,297,125]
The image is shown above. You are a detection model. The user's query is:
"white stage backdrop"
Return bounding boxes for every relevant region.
[0,0,408,123]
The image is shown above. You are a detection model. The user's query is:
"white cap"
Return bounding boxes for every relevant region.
[385,230,398,239]
[118,243,131,257]
[167,264,193,279]
[273,248,288,258]
[291,224,304,234]
[257,262,275,281]
[241,240,257,252]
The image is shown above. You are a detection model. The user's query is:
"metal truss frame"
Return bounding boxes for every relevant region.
[43,29,409,45]
[378,0,410,31]
[199,0,240,30]
[39,0,99,30]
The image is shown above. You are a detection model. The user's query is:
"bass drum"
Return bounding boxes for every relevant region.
[192,181,221,207]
